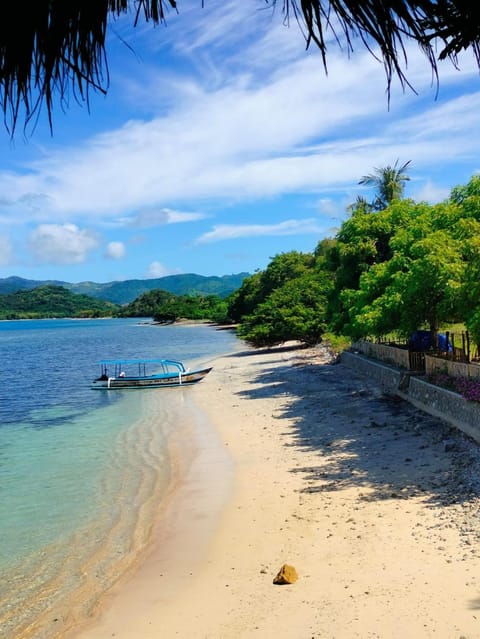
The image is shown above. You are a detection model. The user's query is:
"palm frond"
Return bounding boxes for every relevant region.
[358,159,412,209]
[1,2,480,134]
[0,1,177,135]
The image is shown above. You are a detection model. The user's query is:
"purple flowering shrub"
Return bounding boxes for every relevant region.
[427,373,480,402]
[453,377,480,402]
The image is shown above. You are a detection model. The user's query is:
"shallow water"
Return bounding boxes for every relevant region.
[0,319,239,639]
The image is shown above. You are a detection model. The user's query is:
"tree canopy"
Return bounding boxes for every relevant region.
[118,287,229,323]
[2,1,480,133]
[235,252,329,346]
[225,172,480,349]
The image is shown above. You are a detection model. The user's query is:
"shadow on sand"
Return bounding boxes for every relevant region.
[227,348,480,510]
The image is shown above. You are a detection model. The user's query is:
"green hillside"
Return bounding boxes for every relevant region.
[0,285,118,319]
[0,275,70,293]
[0,273,250,305]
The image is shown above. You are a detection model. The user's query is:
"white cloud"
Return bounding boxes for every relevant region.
[123,207,207,228]
[146,261,181,278]
[105,241,126,259]
[195,218,326,244]
[0,39,478,235]
[168,2,261,55]
[28,224,99,265]
[315,198,337,215]
[0,234,12,265]
[412,180,451,203]
[390,92,480,143]
[0,46,447,224]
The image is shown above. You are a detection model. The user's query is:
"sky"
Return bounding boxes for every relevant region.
[1,1,480,284]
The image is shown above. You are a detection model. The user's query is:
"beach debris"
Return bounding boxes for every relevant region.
[273,564,298,585]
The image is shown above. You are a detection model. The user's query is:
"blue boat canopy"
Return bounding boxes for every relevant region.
[96,359,188,377]
[97,358,185,367]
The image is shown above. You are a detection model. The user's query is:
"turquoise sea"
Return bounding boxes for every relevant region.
[0,319,239,639]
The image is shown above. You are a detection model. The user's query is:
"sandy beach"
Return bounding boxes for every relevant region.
[74,342,480,638]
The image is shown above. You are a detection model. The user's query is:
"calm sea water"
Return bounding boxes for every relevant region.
[0,319,239,639]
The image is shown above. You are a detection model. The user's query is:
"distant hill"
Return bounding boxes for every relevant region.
[0,276,65,294]
[0,273,250,305]
[0,285,118,319]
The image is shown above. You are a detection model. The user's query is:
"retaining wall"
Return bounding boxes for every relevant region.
[425,354,480,380]
[340,351,410,394]
[351,341,410,369]
[341,350,480,444]
[404,377,480,444]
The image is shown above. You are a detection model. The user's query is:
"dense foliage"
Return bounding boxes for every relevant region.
[237,272,329,346]
[228,174,480,350]
[230,251,331,346]
[0,285,118,319]
[118,288,229,323]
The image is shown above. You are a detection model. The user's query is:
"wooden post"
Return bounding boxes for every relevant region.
[451,333,455,361]
[466,330,471,363]
[462,332,466,362]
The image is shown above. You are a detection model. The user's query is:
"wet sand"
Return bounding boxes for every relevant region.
[73,342,480,638]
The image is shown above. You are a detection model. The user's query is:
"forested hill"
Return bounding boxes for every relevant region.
[0,285,118,319]
[0,273,249,305]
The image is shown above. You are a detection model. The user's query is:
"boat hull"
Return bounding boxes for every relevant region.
[91,367,212,390]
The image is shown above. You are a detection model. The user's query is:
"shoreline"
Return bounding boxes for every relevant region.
[69,384,235,639]
[73,342,480,638]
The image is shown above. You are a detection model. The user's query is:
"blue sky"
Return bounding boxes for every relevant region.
[1,1,480,284]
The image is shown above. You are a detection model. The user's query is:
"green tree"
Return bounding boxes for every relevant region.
[238,272,329,347]
[458,229,480,346]
[321,175,480,342]
[450,174,480,205]
[117,287,229,322]
[227,272,264,323]
[259,251,315,294]
[358,160,411,211]
[118,289,176,317]
[325,199,419,332]
[402,233,463,335]
[347,195,374,215]
[344,205,465,339]
[227,251,314,323]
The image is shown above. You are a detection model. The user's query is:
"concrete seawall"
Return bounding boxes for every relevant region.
[341,350,480,444]
[340,351,409,394]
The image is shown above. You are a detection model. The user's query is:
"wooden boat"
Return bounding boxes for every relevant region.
[91,358,212,389]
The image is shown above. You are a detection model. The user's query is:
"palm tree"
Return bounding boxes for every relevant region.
[359,159,412,210]
[347,195,374,215]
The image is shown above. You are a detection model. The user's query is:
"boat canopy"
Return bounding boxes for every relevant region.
[97,358,185,368]
[97,358,187,377]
